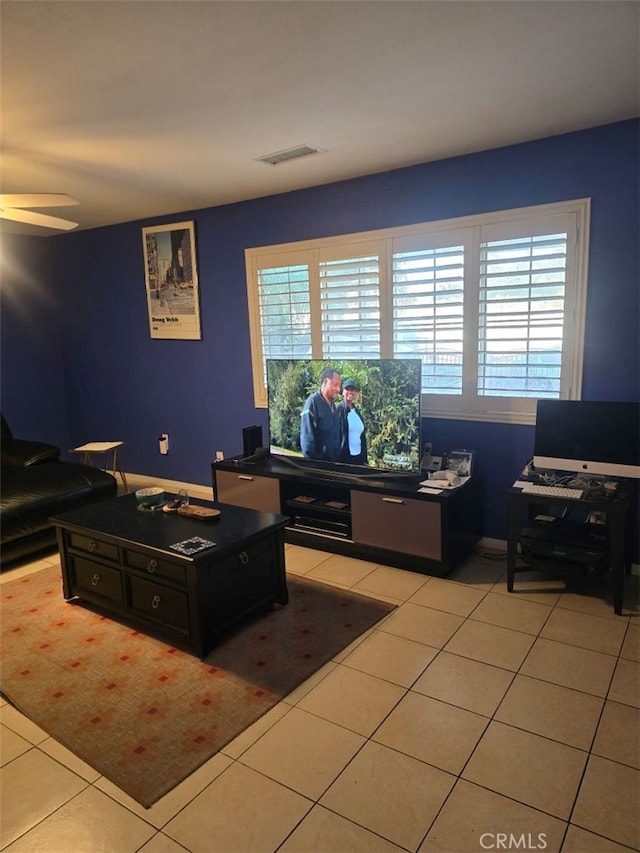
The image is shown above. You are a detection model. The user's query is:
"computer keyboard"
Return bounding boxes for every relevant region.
[520,483,583,499]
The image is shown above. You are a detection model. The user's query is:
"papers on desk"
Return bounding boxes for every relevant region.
[418,475,470,494]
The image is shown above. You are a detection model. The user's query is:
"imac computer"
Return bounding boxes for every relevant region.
[533,400,640,479]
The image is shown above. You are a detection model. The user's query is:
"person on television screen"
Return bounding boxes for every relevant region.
[300,367,342,461]
[338,378,368,465]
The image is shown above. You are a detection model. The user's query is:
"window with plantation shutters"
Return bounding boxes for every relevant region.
[246,199,589,422]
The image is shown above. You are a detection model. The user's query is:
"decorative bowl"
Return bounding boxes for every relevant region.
[135,487,165,507]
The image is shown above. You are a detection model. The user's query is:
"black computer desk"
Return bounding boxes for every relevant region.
[507,481,635,615]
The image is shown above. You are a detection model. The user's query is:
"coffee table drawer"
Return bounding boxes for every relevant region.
[68,532,119,563]
[123,549,186,586]
[73,556,123,604]
[217,536,274,576]
[127,576,189,632]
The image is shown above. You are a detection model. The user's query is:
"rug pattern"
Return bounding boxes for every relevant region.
[0,565,395,807]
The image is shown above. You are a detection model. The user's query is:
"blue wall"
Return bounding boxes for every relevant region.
[0,236,71,451]
[1,120,638,541]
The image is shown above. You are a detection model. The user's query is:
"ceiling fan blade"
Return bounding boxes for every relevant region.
[0,193,79,209]
[0,207,78,231]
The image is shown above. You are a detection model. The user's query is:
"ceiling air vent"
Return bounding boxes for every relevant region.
[256,144,326,166]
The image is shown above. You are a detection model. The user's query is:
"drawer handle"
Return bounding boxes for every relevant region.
[147,559,158,574]
[238,475,254,481]
[89,540,98,552]
[90,573,101,586]
[239,551,249,565]
[382,497,405,505]
[151,594,161,609]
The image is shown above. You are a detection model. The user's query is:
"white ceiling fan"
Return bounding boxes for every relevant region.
[0,194,79,231]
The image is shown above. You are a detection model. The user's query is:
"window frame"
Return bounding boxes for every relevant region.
[245,199,590,424]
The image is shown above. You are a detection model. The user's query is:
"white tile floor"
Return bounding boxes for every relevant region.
[1,543,638,853]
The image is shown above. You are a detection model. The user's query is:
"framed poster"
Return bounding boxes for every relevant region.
[445,449,474,476]
[142,220,201,339]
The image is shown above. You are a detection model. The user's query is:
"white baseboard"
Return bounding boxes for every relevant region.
[478,536,507,553]
[125,473,213,502]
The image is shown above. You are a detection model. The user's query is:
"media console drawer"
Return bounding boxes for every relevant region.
[215,469,281,513]
[351,491,442,560]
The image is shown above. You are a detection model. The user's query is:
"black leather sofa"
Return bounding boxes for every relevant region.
[1,414,118,566]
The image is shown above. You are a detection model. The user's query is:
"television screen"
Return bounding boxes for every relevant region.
[266,359,422,474]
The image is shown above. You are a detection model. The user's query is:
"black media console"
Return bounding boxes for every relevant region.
[211,456,482,576]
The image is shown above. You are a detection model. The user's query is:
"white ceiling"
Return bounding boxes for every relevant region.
[1,0,638,236]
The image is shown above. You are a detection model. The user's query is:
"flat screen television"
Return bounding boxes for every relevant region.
[533,400,640,479]
[266,358,422,476]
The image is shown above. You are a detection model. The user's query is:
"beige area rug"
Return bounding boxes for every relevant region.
[1,565,395,807]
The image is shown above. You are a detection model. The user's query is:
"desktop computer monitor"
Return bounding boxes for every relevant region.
[533,400,640,479]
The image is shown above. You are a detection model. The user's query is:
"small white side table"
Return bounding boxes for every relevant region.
[70,441,129,492]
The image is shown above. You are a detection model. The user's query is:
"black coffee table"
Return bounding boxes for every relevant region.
[51,493,289,657]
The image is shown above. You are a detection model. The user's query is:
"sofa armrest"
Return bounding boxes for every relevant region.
[1,439,60,467]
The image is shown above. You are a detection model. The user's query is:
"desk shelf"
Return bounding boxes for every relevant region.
[507,483,634,615]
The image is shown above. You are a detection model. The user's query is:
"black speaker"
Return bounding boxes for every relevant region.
[242,425,263,458]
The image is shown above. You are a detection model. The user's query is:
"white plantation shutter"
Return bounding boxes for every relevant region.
[257,263,312,360]
[248,253,313,398]
[392,238,465,394]
[318,247,381,359]
[477,232,567,398]
[246,200,589,420]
